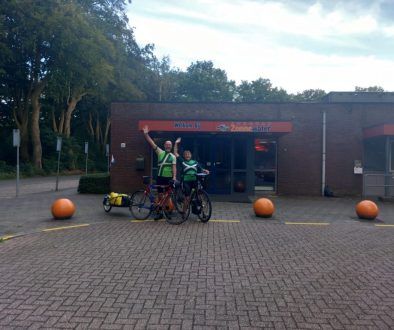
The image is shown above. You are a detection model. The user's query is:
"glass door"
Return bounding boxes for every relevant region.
[196,137,231,194]
[254,139,277,192]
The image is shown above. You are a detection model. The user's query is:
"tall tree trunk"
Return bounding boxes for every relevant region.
[51,109,58,133]
[94,111,102,144]
[103,113,111,149]
[63,92,86,137]
[30,81,46,169]
[51,100,66,134]
[87,111,94,137]
[58,109,65,134]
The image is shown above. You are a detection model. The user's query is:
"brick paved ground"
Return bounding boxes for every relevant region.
[0,176,393,329]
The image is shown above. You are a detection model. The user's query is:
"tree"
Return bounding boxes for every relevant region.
[291,89,327,102]
[1,0,140,169]
[139,45,181,102]
[177,61,235,102]
[235,78,289,102]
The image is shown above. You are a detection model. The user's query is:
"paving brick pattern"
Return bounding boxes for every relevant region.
[0,221,393,329]
[0,176,393,328]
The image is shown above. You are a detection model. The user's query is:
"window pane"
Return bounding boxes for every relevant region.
[363,137,385,171]
[234,138,247,169]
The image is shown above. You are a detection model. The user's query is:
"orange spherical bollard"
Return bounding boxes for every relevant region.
[253,198,274,218]
[355,200,379,220]
[51,198,76,220]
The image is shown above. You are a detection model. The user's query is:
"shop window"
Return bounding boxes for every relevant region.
[234,139,247,169]
[254,139,276,191]
[233,172,246,193]
[363,137,385,172]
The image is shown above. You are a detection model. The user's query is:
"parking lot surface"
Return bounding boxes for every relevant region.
[0,176,393,329]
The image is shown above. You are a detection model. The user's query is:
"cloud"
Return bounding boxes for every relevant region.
[127,0,394,93]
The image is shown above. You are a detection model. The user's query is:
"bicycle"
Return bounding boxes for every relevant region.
[129,176,183,224]
[174,173,212,223]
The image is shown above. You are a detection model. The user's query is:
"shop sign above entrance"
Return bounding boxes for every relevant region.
[138,120,292,133]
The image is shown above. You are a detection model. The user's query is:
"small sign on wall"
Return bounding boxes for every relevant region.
[354,160,363,174]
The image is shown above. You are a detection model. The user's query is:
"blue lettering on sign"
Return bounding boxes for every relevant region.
[174,122,201,129]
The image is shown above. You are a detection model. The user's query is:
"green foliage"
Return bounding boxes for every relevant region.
[291,89,327,102]
[235,78,289,102]
[78,173,110,194]
[177,61,236,102]
[0,160,13,174]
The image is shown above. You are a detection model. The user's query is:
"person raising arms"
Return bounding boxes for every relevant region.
[174,137,209,215]
[142,125,177,219]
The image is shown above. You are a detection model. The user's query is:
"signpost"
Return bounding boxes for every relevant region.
[106,144,110,173]
[13,129,20,197]
[85,142,89,175]
[55,137,62,191]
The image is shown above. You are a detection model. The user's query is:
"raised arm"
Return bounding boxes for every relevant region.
[197,162,210,174]
[174,137,181,157]
[172,163,177,180]
[142,125,157,150]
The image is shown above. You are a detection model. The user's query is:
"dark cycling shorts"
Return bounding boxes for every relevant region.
[182,180,197,197]
[156,176,172,193]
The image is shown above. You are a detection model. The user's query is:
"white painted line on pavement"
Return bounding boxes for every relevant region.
[42,224,90,232]
[285,222,330,226]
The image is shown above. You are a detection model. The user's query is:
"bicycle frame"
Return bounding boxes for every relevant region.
[178,173,212,222]
[130,176,184,223]
[143,183,173,212]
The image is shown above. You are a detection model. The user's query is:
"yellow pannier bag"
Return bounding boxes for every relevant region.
[109,192,129,206]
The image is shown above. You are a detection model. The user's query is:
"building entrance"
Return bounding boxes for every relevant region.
[254,139,277,192]
[151,133,278,197]
[171,135,248,195]
[196,137,231,194]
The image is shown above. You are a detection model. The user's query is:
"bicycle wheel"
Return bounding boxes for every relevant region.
[130,190,152,220]
[173,186,185,213]
[164,192,187,225]
[103,196,112,212]
[182,195,191,221]
[197,190,212,222]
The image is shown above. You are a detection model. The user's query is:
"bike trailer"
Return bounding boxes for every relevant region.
[108,192,130,206]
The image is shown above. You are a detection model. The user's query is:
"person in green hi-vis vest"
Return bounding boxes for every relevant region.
[143,126,177,220]
[174,137,209,215]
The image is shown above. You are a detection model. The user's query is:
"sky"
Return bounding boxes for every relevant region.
[127,0,394,94]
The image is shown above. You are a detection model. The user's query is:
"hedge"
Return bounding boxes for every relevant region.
[78,173,110,194]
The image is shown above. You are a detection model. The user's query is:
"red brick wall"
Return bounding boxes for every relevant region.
[110,102,394,196]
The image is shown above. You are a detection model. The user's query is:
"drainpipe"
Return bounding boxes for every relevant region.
[321,111,326,196]
[385,136,390,197]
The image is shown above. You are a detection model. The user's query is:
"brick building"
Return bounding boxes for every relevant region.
[110,92,394,199]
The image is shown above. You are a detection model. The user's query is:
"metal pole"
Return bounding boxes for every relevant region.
[56,149,61,191]
[13,129,20,197]
[85,142,88,175]
[55,137,62,191]
[321,111,327,196]
[106,144,110,173]
[385,136,390,197]
[16,145,20,197]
